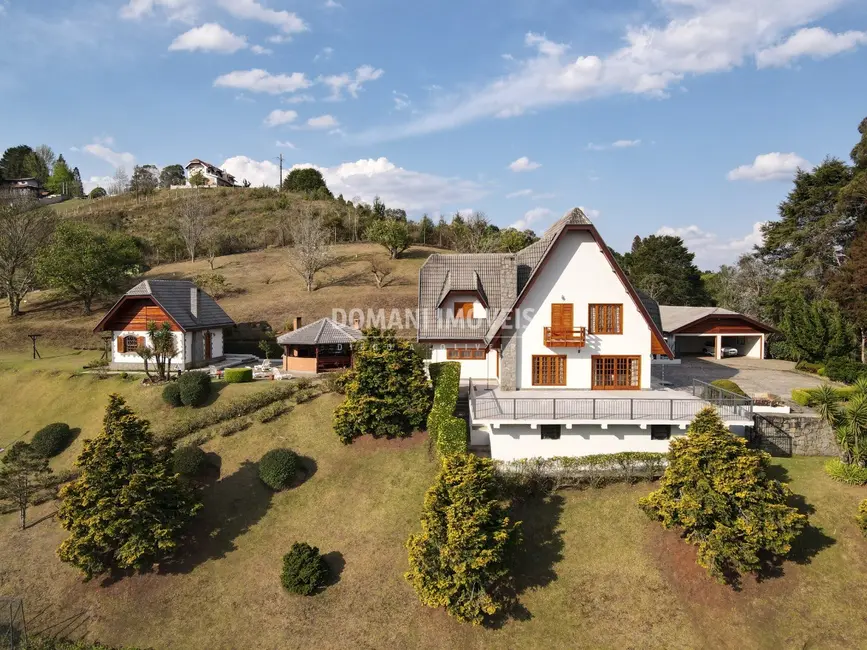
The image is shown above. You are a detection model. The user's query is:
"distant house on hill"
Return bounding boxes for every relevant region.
[185,159,236,188]
[0,177,45,198]
[94,280,236,371]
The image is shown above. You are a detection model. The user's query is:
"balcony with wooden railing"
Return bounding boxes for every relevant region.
[544,326,587,348]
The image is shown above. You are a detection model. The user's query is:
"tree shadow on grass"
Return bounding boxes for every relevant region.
[160,460,275,575]
[321,551,345,588]
[488,492,566,627]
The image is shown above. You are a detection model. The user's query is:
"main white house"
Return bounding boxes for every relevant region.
[418,208,752,461]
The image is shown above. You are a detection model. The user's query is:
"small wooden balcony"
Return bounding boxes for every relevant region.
[544,327,587,348]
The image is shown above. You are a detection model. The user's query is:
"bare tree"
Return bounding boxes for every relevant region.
[454,212,498,253]
[109,166,130,196]
[175,190,210,263]
[369,257,394,289]
[287,207,333,291]
[0,198,56,316]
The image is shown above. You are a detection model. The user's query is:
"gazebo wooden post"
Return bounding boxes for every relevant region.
[315,344,319,373]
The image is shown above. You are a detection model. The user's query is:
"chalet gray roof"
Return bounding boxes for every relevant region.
[659,305,742,332]
[126,279,235,330]
[276,318,365,346]
[418,207,592,342]
[637,291,665,334]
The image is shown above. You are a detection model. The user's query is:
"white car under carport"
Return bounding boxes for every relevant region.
[659,306,777,360]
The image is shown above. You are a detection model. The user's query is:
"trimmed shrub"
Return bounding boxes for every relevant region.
[30,422,73,458]
[259,448,298,490]
[324,370,349,394]
[178,371,211,407]
[224,367,253,383]
[258,401,293,423]
[215,418,251,438]
[791,386,859,407]
[162,382,182,407]
[856,500,867,536]
[281,542,329,595]
[796,360,824,375]
[406,454,520,624]
[709,379,748,398]
[172,445,207,477]
[791,388,812,406]
[823,357,867,384]
[639,407,807,587]
[824,458,867,485]
[426,362,467,457]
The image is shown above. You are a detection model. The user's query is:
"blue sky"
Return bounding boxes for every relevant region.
[2,0,866,268]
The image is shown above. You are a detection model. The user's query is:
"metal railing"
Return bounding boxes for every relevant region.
[467,378,752,422]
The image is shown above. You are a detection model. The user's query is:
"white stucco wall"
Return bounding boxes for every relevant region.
[726,334,762,358]
[514,230,653,389]
[431,346,498,380]
[487,423,685,461]
[112,330,186,367]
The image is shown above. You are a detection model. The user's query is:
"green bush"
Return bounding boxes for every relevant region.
[791,388,813,406]
[824,458,867,485]
[823,357,867,384]
[791,386,859,407]
[178,371,211,407]
[406,454,520,624]
[162,382,182,407]
[224,367,253,383]
[426,362,467,457]
[281,542,329,595]
[709,379,748,398]
[259,448,298,490]
[324,370,349,394]
[172,445,207,477]
[258,401,293,423]
[215,418,251,437]
[856,500,867,536]
[796,360,824,374]
[639,407,806,587]
[30,422,73,457]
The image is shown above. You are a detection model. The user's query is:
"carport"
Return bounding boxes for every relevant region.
[659,306,775,360]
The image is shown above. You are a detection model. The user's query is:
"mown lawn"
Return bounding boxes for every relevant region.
[1,366,867,649]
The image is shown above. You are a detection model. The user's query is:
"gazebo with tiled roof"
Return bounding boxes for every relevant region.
[276,317,365,373]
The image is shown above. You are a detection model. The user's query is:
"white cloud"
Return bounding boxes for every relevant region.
[756,27,867,68]
[508,156,541,172]
[359,1,856,142]
[221,156,488,210]
[656,222,766,268]
[217,0,307,34]
[169,23,247,53]
[306,114,339,129]
[82,175,114,194]
[578,205,601,220]
[264,109,298,127]
[314,46,334,62]
[511,206,552,230]
[505,189,556,200]
[586,139,641,151]
[83,143,136,169]
[506,189,533,198]
[214,69,311,94]
[393,91,411,111]
[283,94,314,104]
[275,140,297,149]
[320,64,384,100]
[726,152,811,182]
[324,0,342,8]
[120,0,199,22]
[251,44,272,55]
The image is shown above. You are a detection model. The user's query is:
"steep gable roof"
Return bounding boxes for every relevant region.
[276,318,365,345]
[659,305,776,334]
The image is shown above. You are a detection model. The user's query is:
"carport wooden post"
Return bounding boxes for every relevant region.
[716,335,722,360]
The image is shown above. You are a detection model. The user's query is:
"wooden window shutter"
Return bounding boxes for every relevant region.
[551,304,573,333]
[117,337,124,353]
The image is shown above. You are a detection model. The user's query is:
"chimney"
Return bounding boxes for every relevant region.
[498,255,518,391]
[191,287,199,319]
[353,317,360,329]
[293,316,302,330]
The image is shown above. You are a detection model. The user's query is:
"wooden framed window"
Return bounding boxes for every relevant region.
[453,302,474,319]
[591,355,640,390]
[120,335,139,353]
[541,425,561,440]
[651,425,671,440]
[532,355,567,386]
[446,348,486,360]
[551,303,574,333]
[589,304,623,335]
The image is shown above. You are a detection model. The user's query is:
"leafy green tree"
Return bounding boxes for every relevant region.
[0,145,45,182]
[829,230,867,362]
[37,221,142,314]
[159,164,186,189]
[57,395,202,580]
[333,327,432,443]
[130,164,159,199]
[622,234,711,305]
[417,214,434,244]
[89,187,107,199]
[46,154,76,195]
[282,168,332,197]
[777,295,855,362]
[639,407,806,587]
[188,170,207,188]
[0,199,56,316]
[497,227,534,253]
[365,218,411,259]
[405,453,520,624]
[453,212,499,253]
[0,441,53,530]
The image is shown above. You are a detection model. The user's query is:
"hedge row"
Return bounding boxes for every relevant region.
[158,382,306,444]
[795,360,825,375]
[426,362,467,457]
[495,452,668,493]
[224,367,254,383]
[791,386,860,407]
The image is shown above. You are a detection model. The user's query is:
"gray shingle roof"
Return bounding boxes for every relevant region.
[276,318,365,345]
[659,305,742,332]
[125,279,235,330]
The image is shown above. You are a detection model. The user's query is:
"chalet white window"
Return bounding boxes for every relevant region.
[123,335,138,353]
[540,425,561,440]
[651,425,671,440]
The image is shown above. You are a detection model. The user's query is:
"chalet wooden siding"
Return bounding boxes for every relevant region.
[105,298,180,332]
[675,317,764,334]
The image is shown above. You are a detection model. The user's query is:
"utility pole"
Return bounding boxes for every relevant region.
[277,154,284,190]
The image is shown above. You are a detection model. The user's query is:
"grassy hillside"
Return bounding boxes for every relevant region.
[0,242,434,352]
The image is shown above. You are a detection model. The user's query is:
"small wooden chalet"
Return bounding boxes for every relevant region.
[277,317,364,373]
[94,280,235,370]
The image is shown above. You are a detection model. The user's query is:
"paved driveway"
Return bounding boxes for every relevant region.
[652,356,836,400]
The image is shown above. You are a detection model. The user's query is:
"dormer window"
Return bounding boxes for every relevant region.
[454,301,474,319]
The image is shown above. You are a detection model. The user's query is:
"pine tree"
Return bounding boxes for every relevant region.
[71,167,84,198]
[57,395,202,580]
[0,442,53,530]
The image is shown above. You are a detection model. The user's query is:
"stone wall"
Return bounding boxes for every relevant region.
[755,413,838,457]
